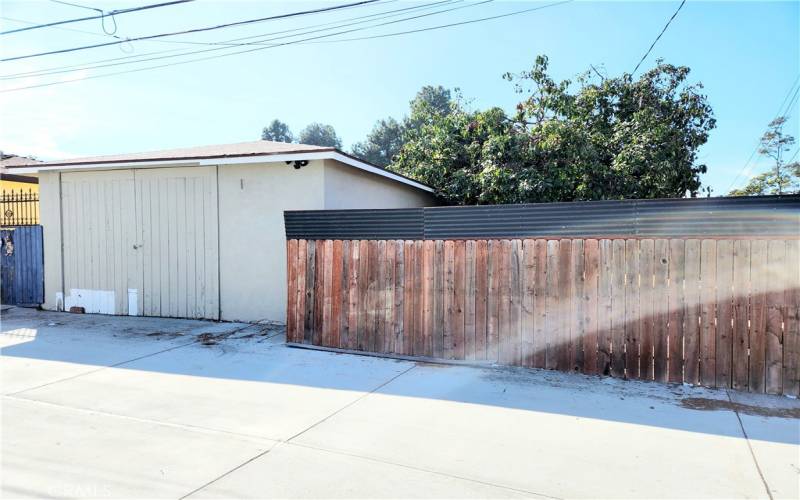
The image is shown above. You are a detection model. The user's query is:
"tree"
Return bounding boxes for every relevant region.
[298,122,342,148]
[351,86,453,167]
[351,117,404,167]
[261,119,294,143]
[390,56,716,205]
[729,117,800,196]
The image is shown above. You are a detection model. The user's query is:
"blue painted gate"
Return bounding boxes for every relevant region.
[1,225,44,306]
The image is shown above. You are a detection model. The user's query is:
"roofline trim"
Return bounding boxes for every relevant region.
[12,150,435,193]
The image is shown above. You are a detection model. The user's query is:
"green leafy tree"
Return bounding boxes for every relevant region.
[298,122,342,148]
[729,117,800,196]
[351,118,405,167]
[351,86,454,167]
[261,119,294,143]
[391,56,716,205]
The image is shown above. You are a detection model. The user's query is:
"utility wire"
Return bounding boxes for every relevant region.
[299,0,572,44]
[631,0,686,76]
[0,0,194,36]
[1,0,380,61]
[0,0,455,80]
[49,0,102,13]
[1,0,571,93]
[726,74,800,192]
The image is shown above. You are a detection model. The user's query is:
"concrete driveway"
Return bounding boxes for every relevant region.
[1,307,798,499]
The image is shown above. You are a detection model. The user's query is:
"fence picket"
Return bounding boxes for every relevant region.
[784,240,800,397]
[422,240,435,357]
[522,239,536,367]
[731,240,751,391]
[465,240,477,360]
[749,240,768,392]
[475,240,489,360]
[639,239,655,380]
[699,240,717,386]
[583,240,600,375]
[453,240,467,360]
[625,239,640,379]
[611,239,626,378]
[715,241,734,388]
[765,240,786,394]
[653,239,670,383]
[683,240,701,385]
[668,240,686,383]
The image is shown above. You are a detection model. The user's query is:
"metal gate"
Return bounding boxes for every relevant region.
[0,225,44,306]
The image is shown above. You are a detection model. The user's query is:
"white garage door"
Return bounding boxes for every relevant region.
[60,167,219,319]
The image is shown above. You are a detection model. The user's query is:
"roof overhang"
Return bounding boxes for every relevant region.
[12,151,434,193]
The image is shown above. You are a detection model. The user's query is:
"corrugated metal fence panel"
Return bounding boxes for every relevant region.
[0,225,44,306]
[284,196,800,240]
[285,208,424,240]
[632,196,800,236]
[424,201,637,238]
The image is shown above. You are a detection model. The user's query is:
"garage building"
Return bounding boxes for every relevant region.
[14,141,435,322]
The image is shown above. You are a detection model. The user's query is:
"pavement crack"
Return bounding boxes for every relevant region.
[288,441,562,499]
[3,395,276,443]
[285,363,417,443]
[5,338,200,397]
[179,447,275,500]
[726,389,774,500]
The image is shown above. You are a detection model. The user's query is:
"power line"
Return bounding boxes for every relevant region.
[631,0,686,76]
[49,0,121,36]
[0,0,455,80]
[0,0,194,36]
[726,74,800,192]
[301,0,573,44]
[1,0,571,93]
[787,147,799,164]
[1,0,381,62]
[49,1,102,14]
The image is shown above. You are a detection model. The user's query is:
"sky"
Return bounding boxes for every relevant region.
[0,0,798,196]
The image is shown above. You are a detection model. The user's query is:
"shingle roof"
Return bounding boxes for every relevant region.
[1,154,42,168]
[22,140,332,167]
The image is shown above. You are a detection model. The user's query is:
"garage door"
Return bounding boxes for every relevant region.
[136,167,219,319]
[60,167,219,319]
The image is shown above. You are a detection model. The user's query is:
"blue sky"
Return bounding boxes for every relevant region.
[1,0,798,195]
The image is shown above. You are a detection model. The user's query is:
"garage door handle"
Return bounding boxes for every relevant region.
[133,244,142,250]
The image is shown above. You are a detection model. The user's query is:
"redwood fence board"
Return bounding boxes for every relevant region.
[287,236,800,396]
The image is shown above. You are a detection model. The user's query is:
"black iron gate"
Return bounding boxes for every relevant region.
[1,225,44,306]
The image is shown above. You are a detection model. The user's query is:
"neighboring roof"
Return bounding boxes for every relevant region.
[1,154,40,183]
[1,154,42,168]
[8,140,434,193]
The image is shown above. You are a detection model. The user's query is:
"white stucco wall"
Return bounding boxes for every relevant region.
[39,171,62,312]
[217,160,326,323]
[323,159,437,209]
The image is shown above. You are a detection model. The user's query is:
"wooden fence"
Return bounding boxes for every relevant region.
[286,238,800,396]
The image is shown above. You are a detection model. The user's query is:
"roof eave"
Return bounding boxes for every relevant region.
[12,150,435,193]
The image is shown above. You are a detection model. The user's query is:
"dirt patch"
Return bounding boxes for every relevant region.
[196,332,219,346]
[680,397,800,419]
[146,331,183,339]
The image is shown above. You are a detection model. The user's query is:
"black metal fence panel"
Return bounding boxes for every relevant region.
[284,195,800,240]
[1,189,39,226]
[285,208,424,240]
